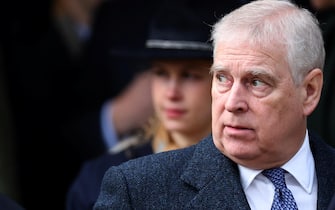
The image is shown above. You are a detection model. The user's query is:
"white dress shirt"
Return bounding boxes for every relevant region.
[238,130,317,210]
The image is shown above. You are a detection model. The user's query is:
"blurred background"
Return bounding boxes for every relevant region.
[1,0,158,209]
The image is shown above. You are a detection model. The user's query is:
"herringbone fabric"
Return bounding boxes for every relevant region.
[262,168,298,210]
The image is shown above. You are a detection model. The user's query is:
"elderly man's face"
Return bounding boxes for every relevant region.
[211,41,307,169]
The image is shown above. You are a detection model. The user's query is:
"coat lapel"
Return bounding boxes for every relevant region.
[180,136,251,209]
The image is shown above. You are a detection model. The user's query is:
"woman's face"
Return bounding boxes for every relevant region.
[151,59,212,137]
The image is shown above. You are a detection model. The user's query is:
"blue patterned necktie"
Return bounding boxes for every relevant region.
[262,168,298,210]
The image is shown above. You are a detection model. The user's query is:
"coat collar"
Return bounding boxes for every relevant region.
[180,135,250,209]
[180,132,335,209]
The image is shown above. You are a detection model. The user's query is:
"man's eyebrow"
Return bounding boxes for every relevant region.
[210,64,227,73]
[247,68,270,76]
[246,68,278,84]
[210,66,276,80]
[246,68,277,79]
[210,65,270,75]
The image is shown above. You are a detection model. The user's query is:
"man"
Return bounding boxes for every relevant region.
[94,0,335,209]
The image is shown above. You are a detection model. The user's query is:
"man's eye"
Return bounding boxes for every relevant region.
[216,74,228,83]
[252,79,265,87]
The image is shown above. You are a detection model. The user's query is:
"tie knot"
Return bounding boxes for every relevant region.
[262,168,286,189]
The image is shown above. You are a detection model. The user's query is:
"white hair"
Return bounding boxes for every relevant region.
[211,0,325,85]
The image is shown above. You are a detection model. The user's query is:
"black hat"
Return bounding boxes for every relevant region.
[110,0,243,59]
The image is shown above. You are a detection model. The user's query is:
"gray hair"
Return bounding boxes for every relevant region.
[211,0,325,85]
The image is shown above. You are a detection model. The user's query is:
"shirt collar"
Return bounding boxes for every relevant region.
[238,129,314,193]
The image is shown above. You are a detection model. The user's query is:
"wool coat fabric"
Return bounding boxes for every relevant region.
[94,132,335,210]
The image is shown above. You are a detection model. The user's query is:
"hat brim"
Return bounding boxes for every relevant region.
[110,48,213,60]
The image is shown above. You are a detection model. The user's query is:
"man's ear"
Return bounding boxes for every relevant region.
[302,68,323,116]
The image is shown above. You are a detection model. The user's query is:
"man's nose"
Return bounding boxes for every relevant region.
[225,83,248,113]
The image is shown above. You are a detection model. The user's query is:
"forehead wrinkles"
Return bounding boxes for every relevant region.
[214,46,280,72]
